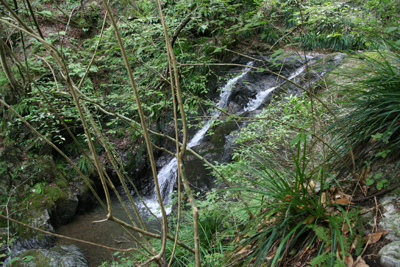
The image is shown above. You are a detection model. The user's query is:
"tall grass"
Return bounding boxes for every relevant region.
[328,40,400,169]
[223,133,351,266]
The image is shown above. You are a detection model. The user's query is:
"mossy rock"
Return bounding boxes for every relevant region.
[210,121,238,148]
[16,208,55,249]
[21,183,78,231]
[10,245,88,267]
[22,185,68,211]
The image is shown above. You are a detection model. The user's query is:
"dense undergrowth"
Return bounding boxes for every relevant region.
[103,41,400,266]
[1,0,400,266]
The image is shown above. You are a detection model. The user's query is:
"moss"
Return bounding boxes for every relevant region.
[21,185,67,211]
[10,249,52,267]
[55,178,69,190]
[43,186,67,203]
[210,121,237,147]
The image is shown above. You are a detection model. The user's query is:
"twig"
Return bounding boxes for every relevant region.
[352,185,400,203]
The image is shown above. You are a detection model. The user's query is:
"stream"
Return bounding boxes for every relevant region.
[55,58,311,266]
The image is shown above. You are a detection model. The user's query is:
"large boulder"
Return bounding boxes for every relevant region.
[378,195,400,241]
[9,245,88,267]
[379,241,400,267]
[12,209,55,250]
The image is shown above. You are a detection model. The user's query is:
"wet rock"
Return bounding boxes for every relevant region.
[379,241,400,267]
[51,190,78,227]
[378,195,400,241]
[15,209,55,250]
[73,177,98,214]
[209,121,238,148]
[10,245,88,267]
[184,142,224,194]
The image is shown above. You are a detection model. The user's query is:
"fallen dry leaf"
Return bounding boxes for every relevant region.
[238,245,251,254]
[284,195,294,201]
[334,198,355,205]
[351,236,359,252]
[364,232,382,244]
[354,257,369,267]
[303,216,315,224]
[376,229,388,236]
[321,192,327,205]
[345,255,354,267]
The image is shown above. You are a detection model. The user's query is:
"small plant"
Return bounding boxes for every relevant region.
[366,172,389,190]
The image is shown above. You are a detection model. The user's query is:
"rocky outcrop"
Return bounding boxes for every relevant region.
[9,245,88,267]
[14,209,55,250]
[379,241,400,267]
[378,195,400,241]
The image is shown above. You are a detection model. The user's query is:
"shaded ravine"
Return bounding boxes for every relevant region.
[55,58,312,266]
[56,192,160,267]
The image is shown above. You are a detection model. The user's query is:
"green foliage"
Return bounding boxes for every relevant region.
[328,40,400,169]
[222,133,341,266]
[75,154,95,176]
[366,172,389,190]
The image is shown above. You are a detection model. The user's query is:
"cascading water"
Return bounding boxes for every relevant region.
[142,58,311,215]
[139,62,254,215]
[243,65,306,112]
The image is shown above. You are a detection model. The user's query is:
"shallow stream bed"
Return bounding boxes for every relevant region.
[56,193,161,266]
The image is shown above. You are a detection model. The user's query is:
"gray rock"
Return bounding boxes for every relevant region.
[52,190,78,226]
[379,241,400,267]
[17,209,55,249]
[10,245,88,267]
[378,195,400,241]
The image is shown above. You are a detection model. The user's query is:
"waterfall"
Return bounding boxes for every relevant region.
[139,59,310,216]
[138,62,253,215]
[243,65,306,111]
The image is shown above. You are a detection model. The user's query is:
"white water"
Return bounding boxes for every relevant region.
[243,65,306,111]
[138,62,254,216]
[139,60,308,217]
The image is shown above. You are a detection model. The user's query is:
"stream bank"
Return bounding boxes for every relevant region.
[2,51,350,266]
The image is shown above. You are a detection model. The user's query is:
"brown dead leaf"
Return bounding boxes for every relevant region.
[321,192,327,204]
[376,229,388,236]
[351,236,359,252]
[345,255,354,267]
[364,232,382,244]
[284,195,294,201]
[354,257,369,267]
[335,198,354,205]
[303,216,315,224]
[362,185,368,196]
[238,245,251,255]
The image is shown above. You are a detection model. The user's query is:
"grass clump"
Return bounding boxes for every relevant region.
[327,40,400,170]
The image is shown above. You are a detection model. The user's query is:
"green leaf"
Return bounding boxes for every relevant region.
[22,256,35,262]
[366,178,374,186]
[386,27,398,33]
[38,10,52,16]
[271,48,284,58]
